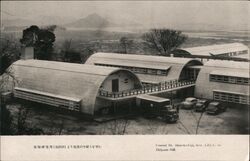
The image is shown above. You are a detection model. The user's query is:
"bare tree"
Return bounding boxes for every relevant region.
[0,103,14,135]
[142,29,187,56]
[119,37,133,54]
[61,39,94,63]
[60,39,81,63]
[147,119,169,134]
[16,106,30,134]
[0,36,20,74]
[177,120,191,134]
[99,119,130,135]
[62,39,73,52]
[44,119,66,135]
[195,111,204,134]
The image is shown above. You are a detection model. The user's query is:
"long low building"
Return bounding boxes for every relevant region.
[175,43,249,57]
[195,60,250,105]
[8,60,142,115]
[85,52,203,84]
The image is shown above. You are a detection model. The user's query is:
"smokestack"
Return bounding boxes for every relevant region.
[21,47,34,60]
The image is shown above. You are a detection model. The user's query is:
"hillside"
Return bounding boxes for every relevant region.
[66,13,115,29]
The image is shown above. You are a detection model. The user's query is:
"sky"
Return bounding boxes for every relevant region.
[1,1,249,30]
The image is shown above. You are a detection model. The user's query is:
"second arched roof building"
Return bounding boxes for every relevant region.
[85,52,203,84]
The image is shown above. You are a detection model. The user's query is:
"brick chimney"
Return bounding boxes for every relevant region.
[21,47,34,60]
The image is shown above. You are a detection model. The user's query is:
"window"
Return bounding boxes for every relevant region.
[161,70,167,75]
[94,63,168,76]
[210,75,216,81]
[214,91,249,104]
[157,70,162,75]
[151,69,157,74]
[223,76,229,82]
[210,74,249,85]
[124,78,128,83]
[238,50,248,55]
[228,77,236,83]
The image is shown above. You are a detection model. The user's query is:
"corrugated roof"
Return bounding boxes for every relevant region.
[14,59,120,76]
[205,60,249,70]
[93,59,171,70]
[87,52,199,64]
[210,70,249,78]
[182,43,249,56]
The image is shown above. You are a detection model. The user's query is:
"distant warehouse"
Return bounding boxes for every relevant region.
[9,60,142,115]
[175,43,249,58]
[195,60,250,105]
[85,52,203,84]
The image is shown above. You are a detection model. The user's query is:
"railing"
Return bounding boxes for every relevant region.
[99,79,195,98]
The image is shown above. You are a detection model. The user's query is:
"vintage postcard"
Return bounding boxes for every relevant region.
[0,1,249,161]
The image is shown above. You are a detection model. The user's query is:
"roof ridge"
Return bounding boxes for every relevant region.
[13,60,119,77]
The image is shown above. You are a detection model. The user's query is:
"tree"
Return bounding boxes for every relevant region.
[0,36,20,75]
[119,37,133,54]
[20,25,56,60]
[0,103,14,135]
[35,29,56,60]
[61,39,82,63]
[15,104,44,135]
[99,119,130,135]
[142,29,187,56]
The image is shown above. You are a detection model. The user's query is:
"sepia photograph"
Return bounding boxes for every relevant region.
[0,1,249,160]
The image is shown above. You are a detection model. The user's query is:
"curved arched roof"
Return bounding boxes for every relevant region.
[204,60,249,70]
[10,60,140,115]
[180,43,249,56]
[86,52,203,83]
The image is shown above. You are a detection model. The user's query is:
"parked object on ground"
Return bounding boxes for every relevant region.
[138,95,179,123]
[206,101,227,115]
[162,105,179,123]
[195,99,210,112]
[179,97,197,109]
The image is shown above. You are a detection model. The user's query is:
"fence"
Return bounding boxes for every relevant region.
[99,79,195,98]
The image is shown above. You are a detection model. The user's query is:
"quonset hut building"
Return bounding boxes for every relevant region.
[9,59,142,115]
[85,52,203,84]
[176,43,249,58]
[195,60,250,105]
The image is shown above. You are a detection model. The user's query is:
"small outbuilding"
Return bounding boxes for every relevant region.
[8,60,142,115]
[85,52,203,84]
[195,60,250,105]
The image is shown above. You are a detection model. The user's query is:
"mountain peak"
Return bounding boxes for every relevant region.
[66,13,111,28]
[86,13,102,19]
